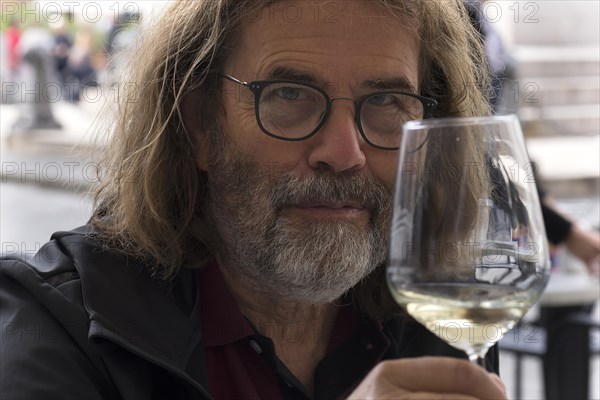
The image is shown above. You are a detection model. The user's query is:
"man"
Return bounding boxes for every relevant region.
[1,1,506,399]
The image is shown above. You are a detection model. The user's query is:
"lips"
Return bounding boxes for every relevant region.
[282,201,369,220]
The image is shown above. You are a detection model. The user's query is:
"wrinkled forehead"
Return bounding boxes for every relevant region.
[227,0,421,77]
[241,0,418,37]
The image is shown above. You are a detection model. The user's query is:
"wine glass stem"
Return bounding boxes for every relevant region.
[469,353,487,368]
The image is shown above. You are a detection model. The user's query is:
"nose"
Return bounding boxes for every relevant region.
[307,99,367,173]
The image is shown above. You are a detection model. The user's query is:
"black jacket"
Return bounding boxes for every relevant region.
[1,226,498,399]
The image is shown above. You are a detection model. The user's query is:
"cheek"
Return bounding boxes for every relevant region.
[222,108,309,169]
[224,112,255,138]
[367,152,399,188]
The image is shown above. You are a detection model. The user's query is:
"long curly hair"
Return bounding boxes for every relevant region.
[91,0,491,319]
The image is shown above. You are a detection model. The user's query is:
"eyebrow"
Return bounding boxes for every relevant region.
[267,67,319,85]
[362,77,418,94]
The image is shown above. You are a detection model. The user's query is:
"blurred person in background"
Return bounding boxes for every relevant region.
[61,29,98,102]
[105,11,139,57]
[101,11,140,87]
[4,17,21,83]
[51,18,73,88]
[540,189,600,273]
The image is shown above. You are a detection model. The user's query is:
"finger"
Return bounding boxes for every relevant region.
[394,393,479,400]
[348,375,482,400]
[488,372,507,397]
[378,357,507,400]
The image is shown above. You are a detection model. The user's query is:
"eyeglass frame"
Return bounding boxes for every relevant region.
[221,73,438,150]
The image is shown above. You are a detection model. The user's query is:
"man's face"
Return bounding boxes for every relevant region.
[202,0,421,303]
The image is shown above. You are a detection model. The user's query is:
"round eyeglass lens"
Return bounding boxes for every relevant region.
[360,93,425,148]
[258,82,327,139]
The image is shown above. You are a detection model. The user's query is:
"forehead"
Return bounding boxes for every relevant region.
[228,0,420,89]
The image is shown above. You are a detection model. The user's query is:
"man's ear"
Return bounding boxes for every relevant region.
[181,91,211,172]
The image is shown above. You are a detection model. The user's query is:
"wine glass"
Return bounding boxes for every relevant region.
[387,114,551,366]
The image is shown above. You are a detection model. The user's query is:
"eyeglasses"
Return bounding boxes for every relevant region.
[221,73,437,150]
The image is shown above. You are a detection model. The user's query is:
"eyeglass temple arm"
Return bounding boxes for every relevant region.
[220,73,249,86]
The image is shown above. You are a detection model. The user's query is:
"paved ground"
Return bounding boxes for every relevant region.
[0,180,92,254]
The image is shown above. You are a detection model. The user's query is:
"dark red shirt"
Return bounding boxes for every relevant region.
[199,261,391,400]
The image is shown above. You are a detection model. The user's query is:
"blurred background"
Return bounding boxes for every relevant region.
[1,0,166,245]
[1,1,599,399]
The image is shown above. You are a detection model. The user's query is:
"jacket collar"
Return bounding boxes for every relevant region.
[54,227,205,378]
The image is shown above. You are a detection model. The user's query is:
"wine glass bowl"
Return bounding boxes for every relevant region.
[387,115,551,364]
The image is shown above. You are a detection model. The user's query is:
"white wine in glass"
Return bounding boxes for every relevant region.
[387,115,551,365]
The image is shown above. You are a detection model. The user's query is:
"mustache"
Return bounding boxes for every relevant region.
[270,170,392,211]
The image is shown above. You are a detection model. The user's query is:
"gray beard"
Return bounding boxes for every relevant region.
[206,152,392,304]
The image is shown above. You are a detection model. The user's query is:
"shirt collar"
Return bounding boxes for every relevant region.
[199,260,256,346]
[198,260,388,351]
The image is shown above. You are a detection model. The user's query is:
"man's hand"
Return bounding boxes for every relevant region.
[348,357,507,400]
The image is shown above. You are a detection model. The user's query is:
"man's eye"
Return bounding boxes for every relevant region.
[274,87,305,101]
[367,94,395,106]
